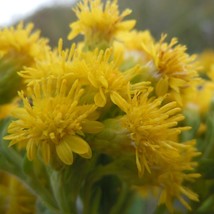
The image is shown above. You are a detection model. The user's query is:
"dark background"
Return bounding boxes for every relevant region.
[17,0,214,53]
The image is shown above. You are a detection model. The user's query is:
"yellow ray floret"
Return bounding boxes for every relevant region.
[4,78,103,165]
[68,0,135,44]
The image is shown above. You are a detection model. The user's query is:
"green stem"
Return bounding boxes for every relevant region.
[50,170,77,214]
[26,177,59,213]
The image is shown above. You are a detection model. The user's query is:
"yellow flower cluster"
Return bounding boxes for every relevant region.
[112,86,200,210]
[120,33,200,105]
[0,22,49,66]
[5,78,103,165]
[1,0,209,213]
[0,22,50,106]
[68,0,135,48]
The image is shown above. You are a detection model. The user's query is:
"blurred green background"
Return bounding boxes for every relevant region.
[23,0,214,52]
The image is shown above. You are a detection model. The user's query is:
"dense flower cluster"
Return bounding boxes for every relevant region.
[1,0,213,213]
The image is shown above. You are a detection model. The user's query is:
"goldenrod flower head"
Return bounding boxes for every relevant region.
[70,48,140,107]
[136,140,200,213]
[199,50,214,80]
[0,101,17,119]
[0,22,49,66]
[19,39,76,84]
[183,79,214,114]
[142,35,199,105]
[112,30,155,68]
[0,23,50,104]
[157,139,200,211]
[68,0,135,47]
[111,87,190,176]
[4,78,103,165]
[112,87,200,210]
[135,140,200,212]
[120,30,154,51]
[0,172,36,214]
[20,40,140,107]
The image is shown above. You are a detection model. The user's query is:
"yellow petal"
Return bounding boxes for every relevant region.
[67,23,80,40]
[88,72,99,88]
[99,75,108,89]
[156,77,169,96]
[118,20,136,31]
[40,143,51,164]
[79,148,92,159]
[26,140,36,161]
[110,91,128,112]
[56,141,73,165]
[94,90,106,107]
[64,135,91,158]
[82,120,104,133]
[169,77,186,90]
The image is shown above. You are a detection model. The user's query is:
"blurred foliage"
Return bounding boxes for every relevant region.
[21,0,214,52]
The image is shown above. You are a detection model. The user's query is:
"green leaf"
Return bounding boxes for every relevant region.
[197,195,214,213]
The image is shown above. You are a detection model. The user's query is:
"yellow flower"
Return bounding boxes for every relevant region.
[120,30,154,52]
[20,40,140,107]
[0,101,17,119]
[68,0,135,47]
[0,22,49,66]
[141,35,199,105]
[70,48,141,107]
[112,30,155,70]
[0,22,49,104]
[183,78,214,114]
[112,86,200,211]
[157,140,200,211]
[111,87,190,176]
[199,50,214,80]
[0,172,36,214]
[4,78,103,165]
[135,140,200,212]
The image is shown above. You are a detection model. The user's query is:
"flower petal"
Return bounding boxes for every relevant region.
[64,135,91,158]
[56,141,73,165]
[82,120,104,133]
[40,143,51,164]
[26,140,37,161]
[94,90,106,107]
